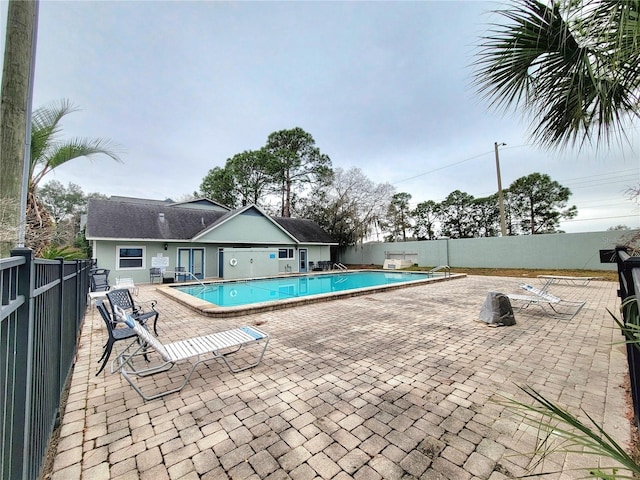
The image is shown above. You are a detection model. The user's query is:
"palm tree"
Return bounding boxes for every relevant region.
[473,0,640,150]
[27,99,122,255]
[473,3,640,475]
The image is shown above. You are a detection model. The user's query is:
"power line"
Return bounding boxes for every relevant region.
[392,150,494,185]
[394,147,637,192]
[394,143,638,211]
[392,143,536,185]
[563,214,640,223]
[558,168,639,183]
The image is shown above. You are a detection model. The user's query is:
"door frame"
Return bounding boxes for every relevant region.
[178,247,205,280]
[299,248,308,273]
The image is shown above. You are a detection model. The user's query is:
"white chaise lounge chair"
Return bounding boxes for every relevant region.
[537,275,603,287]
[113,306,269,401]
[507,284,586,320]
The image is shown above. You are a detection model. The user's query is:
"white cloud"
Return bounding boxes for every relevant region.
[2,0,638,232]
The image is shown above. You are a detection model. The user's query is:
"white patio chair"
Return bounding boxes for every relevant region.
[115,277,139,296]
[112,306,269,401]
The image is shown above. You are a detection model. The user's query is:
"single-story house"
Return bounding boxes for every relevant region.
[85,196,337,284]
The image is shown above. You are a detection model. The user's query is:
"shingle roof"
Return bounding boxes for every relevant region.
[86,197,336,244]
[273,217,336,244]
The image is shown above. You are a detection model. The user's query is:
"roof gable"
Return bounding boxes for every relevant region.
[169,198,230,211]
[194,205,297,243]
[86,197,336,245]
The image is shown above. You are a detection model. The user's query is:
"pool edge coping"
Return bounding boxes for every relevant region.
[154,270,468,318]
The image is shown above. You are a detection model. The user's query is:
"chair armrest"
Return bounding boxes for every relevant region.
[132,306,160,336]
[133,300,158,315]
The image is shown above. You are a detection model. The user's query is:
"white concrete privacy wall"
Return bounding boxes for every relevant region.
[339,230,639,271]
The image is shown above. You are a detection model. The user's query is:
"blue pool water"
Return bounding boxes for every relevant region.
[173,271,435,307]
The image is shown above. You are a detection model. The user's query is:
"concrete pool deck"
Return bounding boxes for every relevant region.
[50,275,630,479]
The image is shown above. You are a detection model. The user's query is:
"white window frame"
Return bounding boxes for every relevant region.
[117,245,146,270]
[278,248,295,260]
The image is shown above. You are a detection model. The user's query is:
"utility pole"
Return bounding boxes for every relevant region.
[494,142,507,236]
[0,0,39,255]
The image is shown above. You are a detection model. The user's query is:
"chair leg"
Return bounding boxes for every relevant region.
[96,341,114,376]
[120,359,198,401]
[98,341,109,363]
[219,337,270,373]
[153,312,159,336]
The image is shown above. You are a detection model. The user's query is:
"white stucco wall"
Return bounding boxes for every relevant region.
[222,248,281,280]
[339,230,638,271]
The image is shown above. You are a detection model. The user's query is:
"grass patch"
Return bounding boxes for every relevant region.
[347,264,618,282]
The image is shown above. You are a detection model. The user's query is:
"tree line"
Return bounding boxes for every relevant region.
[385,173,577,242]
[196,127,580,246]
[33,124,580,256]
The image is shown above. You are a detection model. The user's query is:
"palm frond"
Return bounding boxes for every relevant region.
[608,295,640,350]
[39,245,86,260]
[496,385,640,477]
[30,99,78,174]
[473,0,640,151]
[31,138,123,187]
[29,99,123,189]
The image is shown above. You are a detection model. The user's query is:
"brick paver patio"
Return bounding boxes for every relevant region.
[49,275,630,479]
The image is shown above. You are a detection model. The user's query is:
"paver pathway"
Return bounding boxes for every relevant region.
[49,275,629,479]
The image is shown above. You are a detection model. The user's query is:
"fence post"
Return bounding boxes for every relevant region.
[56,257,65,407]
[10,247,34,480]
[75,260,82,330]
[616,246,640,428]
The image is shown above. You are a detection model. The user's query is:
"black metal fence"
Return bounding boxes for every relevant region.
[615,246,640,429]
[0,248,91,480]
[0,243,637,477]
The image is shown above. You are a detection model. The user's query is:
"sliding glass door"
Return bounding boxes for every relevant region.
[178,248,205,280]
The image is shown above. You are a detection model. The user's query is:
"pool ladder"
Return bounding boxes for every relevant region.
[333,263,348,271]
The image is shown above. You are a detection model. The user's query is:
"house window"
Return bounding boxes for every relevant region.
[117,246,145,269]
[278,248,294,259]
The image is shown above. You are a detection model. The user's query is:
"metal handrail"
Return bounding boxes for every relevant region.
[429,265,451,277]
[164,270,207,289]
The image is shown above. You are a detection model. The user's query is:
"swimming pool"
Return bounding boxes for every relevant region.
[159,270,464,317]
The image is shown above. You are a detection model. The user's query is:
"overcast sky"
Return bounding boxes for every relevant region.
[2,0,639,233]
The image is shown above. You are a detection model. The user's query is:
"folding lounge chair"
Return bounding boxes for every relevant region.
[537,275,603,287]
[507,284,586,320]
[112,306,270,401]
